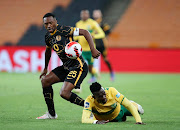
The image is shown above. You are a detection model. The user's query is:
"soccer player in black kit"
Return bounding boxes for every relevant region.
[36,13,100,119]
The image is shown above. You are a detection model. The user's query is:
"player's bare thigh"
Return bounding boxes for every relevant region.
[41,71,61,88]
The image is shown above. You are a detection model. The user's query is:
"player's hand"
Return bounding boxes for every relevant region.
[39,68,48,79]
[136,122,146,125]
[96,120,109,124]
[91,48,100,59]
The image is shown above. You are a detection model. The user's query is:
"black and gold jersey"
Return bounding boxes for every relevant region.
[45,25,86,70]
[95,18,111,36]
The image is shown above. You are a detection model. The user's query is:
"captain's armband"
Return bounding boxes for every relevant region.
[73,28,80,36]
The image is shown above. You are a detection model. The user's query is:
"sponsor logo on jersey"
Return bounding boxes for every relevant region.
[116,93,120,98]
[85,102,90,108]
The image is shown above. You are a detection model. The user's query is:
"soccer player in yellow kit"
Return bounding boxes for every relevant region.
[93,10,114,81]
[82,82,145,124]
[75,10,105,83]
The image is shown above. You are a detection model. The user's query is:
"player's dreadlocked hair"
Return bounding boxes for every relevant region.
[90,82,102,93]
[43,13,56,19]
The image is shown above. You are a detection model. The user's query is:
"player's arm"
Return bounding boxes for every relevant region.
[82,109,95,124]
[111,87,143,124]
[93,21,105,39]
[78,28,100,58]
[82,109,109,124]
[82,98,109,124]
[121,98,143,124]
[44,46,52,70]
[65,25,100,58]
[40,41,52,79]
[82,98,97,124]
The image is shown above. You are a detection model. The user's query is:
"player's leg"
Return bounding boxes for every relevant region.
[41,71,61,117]
[37,66,66,119]
[60,82,84,106]
[110,106,127,122]
[99,38,113,74]
[102,49,114,81]
[82,51,96,83]
[60,63,88,106]
[88,53,98,83]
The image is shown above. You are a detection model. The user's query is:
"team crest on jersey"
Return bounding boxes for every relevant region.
[116,93,120,98]
[85,102,90,108]
[56,35,61,41]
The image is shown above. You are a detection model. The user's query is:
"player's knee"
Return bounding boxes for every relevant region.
[60,89,70,99]
[41,77,51,88]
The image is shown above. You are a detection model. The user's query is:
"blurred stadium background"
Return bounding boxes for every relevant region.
[0,0,180,129]
[0,0,180,73]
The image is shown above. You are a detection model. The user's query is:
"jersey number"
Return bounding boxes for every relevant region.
[53,44,59,51]
[67,71,77,78]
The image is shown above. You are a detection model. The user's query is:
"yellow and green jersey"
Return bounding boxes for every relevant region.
[75,18,105,51]
[82,87,142,124]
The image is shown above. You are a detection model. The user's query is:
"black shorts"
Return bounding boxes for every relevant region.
[52,63,88,89]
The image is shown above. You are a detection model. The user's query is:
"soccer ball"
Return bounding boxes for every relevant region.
[65,41,82,59]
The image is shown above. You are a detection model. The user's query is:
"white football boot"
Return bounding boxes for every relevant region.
[137,103,144,115]
[36,112,58,119]
[130,100,144,115]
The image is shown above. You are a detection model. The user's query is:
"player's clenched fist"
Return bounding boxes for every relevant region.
[91,48,100,59]
[40,68,48,79]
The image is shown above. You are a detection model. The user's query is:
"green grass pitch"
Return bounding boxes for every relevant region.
[0,72,180,130]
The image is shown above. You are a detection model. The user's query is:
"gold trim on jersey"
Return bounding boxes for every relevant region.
[57,26,73,36]
[96,18,102,24]
[74,57,83,86]
[69,37,73,42]
[50,29,57,35]
[103,24,110,31]
[69,27,74,36]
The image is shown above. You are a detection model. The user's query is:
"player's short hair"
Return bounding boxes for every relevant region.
[81,9,89,13]
[90,82,102,93]
[43,13,56,19]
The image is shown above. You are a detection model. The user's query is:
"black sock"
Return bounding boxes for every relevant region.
[105,60,112,72]
[69,92,84,107]
[43,86,55,116]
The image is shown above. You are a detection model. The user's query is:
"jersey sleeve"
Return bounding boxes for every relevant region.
[121,98,142,123]
[82,96,97,124]
[92,21,105,39]
[45,34,51,47]
[110,87,125,104]
[59,25,74,37]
